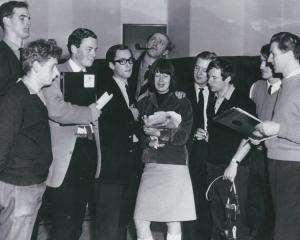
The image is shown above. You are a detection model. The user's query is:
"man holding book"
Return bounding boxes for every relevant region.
[255,32,300,240]
[223,43,281,240]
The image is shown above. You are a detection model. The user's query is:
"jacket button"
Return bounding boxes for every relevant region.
[129,149,133,153]
[129,135,132,139]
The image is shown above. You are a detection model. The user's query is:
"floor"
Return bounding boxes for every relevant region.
[34,219,166,240]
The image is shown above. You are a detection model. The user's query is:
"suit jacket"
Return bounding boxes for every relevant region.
[43,60,101,187]
[0,40,23,96]
[98,76,139,184]
[207,88,256,165]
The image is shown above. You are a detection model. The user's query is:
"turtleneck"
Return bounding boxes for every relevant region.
[155,92,169,106]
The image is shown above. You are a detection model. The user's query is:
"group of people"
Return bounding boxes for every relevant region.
[0,1,300,240]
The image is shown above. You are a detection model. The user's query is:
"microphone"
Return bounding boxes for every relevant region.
[135,43,152,50]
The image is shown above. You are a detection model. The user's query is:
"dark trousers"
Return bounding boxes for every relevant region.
[95,181,139,240]
[183,140,211,240]
[247,148,274,240]
[268,159,300,240]
[207,162,250,240]
[49,138,97,240]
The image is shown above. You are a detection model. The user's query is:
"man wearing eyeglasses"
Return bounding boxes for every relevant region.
[95,44,140,240]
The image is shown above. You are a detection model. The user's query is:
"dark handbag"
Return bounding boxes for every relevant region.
[220,181,240,240]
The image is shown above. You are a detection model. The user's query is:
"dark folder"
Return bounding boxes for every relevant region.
[213,107,261,138]
[60,72,97,106]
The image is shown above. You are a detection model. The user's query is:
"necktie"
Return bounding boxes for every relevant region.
[18,48,23,61]
[125,84,133,106]
[267,85,272,95]
[137,68,150,101]
[197,88,205,129]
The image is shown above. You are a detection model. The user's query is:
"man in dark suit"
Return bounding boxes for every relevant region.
[130,32,174,102]
[96,44,140,240]
[0,1,30,96]
[42,28,101,240]
[206,59,256,240]
[183,51,216,240]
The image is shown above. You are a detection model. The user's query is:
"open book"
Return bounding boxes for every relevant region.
[213,107,276,142]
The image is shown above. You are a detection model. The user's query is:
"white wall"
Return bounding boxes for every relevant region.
[2,0,300,58]
[168,0,300,57]
[0,0,167,58]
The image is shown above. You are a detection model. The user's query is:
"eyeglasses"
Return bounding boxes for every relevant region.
[113,58,135,65]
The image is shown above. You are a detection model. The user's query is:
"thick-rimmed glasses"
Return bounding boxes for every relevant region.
[113,58,135,65]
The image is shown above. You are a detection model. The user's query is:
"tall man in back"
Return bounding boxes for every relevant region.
[183,51,216,240]
[0,39,62,240]
[96,44,140,240]
[131,32,174,102]
[0,0,30,96]
[42,28,101,240]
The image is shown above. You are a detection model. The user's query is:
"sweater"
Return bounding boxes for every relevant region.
[0,81,52,186]
[138,92,193,165]
[265,74,300,161]
[251,80,279,121]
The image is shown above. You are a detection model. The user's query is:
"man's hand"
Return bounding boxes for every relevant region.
[223,161,238,182]
[129,105,139,121]
[194,128,208,141]
[89,103,101,122]
[255,121,280,136]
[174,91,186,99]
[143,127,161,137]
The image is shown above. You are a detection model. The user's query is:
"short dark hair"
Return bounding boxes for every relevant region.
[148,58,177,93]
[270,32,300,60]
[207,58,235,83]
[0,1,28,30]
[67,28,97,55]
[193,51,217,67]
[21,39,62,74]
[260,44,270,59]
[147,32,175,52]
[105,44,133,64]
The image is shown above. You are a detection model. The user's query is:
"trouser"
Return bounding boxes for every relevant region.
[246,148,274,240]
[49,138,97,240]
[95,181,139,240]
[183,140,211,240]
[207,162,250,240]
[268,159,300,240]
[0,181,46,240]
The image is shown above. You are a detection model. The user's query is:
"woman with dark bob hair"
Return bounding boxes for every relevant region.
[134,58,196,240]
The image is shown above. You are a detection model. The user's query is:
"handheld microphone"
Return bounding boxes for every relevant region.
[135,43,152,50]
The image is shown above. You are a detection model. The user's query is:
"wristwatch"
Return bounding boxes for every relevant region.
[231,158,240,165]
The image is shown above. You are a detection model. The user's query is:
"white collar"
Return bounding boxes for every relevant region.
[68,58,86,72]
[267,80,281,94]
[194,84,208,91]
